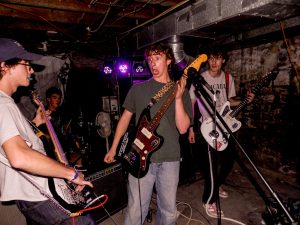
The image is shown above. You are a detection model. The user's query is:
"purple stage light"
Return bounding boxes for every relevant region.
[103,66,112,75]
[118,63,128,73]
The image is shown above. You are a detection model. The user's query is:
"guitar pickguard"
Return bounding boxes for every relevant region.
[117,113,163,178]
[201,101,242,151]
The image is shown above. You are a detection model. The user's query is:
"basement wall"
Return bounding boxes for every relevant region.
[223,36,300,183]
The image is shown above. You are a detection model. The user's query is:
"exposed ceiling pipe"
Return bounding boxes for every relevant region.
[168,35,194,71]
[119,0,191,39]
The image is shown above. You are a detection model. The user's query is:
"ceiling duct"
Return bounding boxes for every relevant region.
[136,0,300,49]
[168,35,195,71]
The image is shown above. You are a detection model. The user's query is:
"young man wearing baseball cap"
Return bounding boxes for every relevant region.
[0,38,97,225]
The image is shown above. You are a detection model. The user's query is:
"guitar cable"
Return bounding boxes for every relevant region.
[71,194,109,225]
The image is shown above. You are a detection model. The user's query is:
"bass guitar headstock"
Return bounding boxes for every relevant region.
[30,90,43,107]
[252,69,279,94]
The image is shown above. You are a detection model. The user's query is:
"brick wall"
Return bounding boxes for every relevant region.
[224,37,300,183]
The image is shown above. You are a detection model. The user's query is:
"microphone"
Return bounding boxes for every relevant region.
[191,69,215,95]
[187,67,198,79]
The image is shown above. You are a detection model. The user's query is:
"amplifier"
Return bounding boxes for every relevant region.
[87,163,127,223]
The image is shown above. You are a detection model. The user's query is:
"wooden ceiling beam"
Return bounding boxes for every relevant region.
[0,0,163,20]
[0,0,103,14]
[0,4,141,29]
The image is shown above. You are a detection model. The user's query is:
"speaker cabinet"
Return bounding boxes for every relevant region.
[87,163,127,223]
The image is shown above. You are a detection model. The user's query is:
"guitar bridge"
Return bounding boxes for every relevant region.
[209,130,219,139]
[124,152,137,166]
[222,105,230,116]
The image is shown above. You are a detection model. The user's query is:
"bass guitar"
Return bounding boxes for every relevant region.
[31,91,101,213]
[116,54,208,178]
[200,70,278,151]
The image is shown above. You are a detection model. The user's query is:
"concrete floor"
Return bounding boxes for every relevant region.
[96,161,300,225]
[0,161,298,225]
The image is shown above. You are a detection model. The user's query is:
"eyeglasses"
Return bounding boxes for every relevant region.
[17,62,32,70]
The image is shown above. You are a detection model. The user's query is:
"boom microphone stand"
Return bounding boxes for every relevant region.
[190,68,224,224]
[191,70,297,224]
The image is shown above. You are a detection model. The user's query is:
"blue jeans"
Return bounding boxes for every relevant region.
[124,161,180,225]
[16,199,97,225]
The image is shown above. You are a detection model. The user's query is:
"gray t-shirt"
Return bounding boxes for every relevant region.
[0,90,50,202]
[123,78,193,163]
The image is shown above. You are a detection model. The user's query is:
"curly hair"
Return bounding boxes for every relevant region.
[144,43,174,61]
[144,42,175,79]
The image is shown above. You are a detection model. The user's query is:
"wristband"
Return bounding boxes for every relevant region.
[71,168,79,181]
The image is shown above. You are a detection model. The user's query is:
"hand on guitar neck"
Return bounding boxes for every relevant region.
[176,54,208,100]
[32,106,47,127]
[175,76,186,100]
[31,91,47,126]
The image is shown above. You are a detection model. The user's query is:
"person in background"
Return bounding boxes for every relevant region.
[43,86,64,130]
[104,42,192,225]
[188,47,255,217]
[32,86,80,164]
[0,38,97,225]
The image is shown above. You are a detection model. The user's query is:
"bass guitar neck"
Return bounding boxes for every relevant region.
[31,90,101,213]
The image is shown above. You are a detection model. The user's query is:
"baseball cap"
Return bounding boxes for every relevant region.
[0,38,42,62]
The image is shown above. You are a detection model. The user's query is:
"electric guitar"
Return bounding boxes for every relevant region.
[116,54,208,178]
[31,91,101,213]
[200,70,278,151]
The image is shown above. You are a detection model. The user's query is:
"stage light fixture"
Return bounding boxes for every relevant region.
[118,63,128,74]
[133,63,144,73]
[115,58,131,77]
[103,65,112,75]
[132,60,150,78]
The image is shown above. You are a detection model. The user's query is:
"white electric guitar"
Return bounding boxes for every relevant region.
[201,70,278,151]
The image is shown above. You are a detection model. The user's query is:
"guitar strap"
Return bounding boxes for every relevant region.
[225,71,230,99]
[148,81,175,108]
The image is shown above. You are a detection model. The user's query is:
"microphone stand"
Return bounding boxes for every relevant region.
[192,74,297,224]
[193,77,223,224]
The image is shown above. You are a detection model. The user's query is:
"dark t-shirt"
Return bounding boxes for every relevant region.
[37,107,71,158]
[123,78,193,163]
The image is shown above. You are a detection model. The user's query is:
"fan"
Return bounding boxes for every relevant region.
[95,112,111,152]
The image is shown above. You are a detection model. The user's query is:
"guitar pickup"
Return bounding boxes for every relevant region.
[222,105,230,116]
[232,123,238,129]
[141,127,152,139]
[134,138,145,150]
